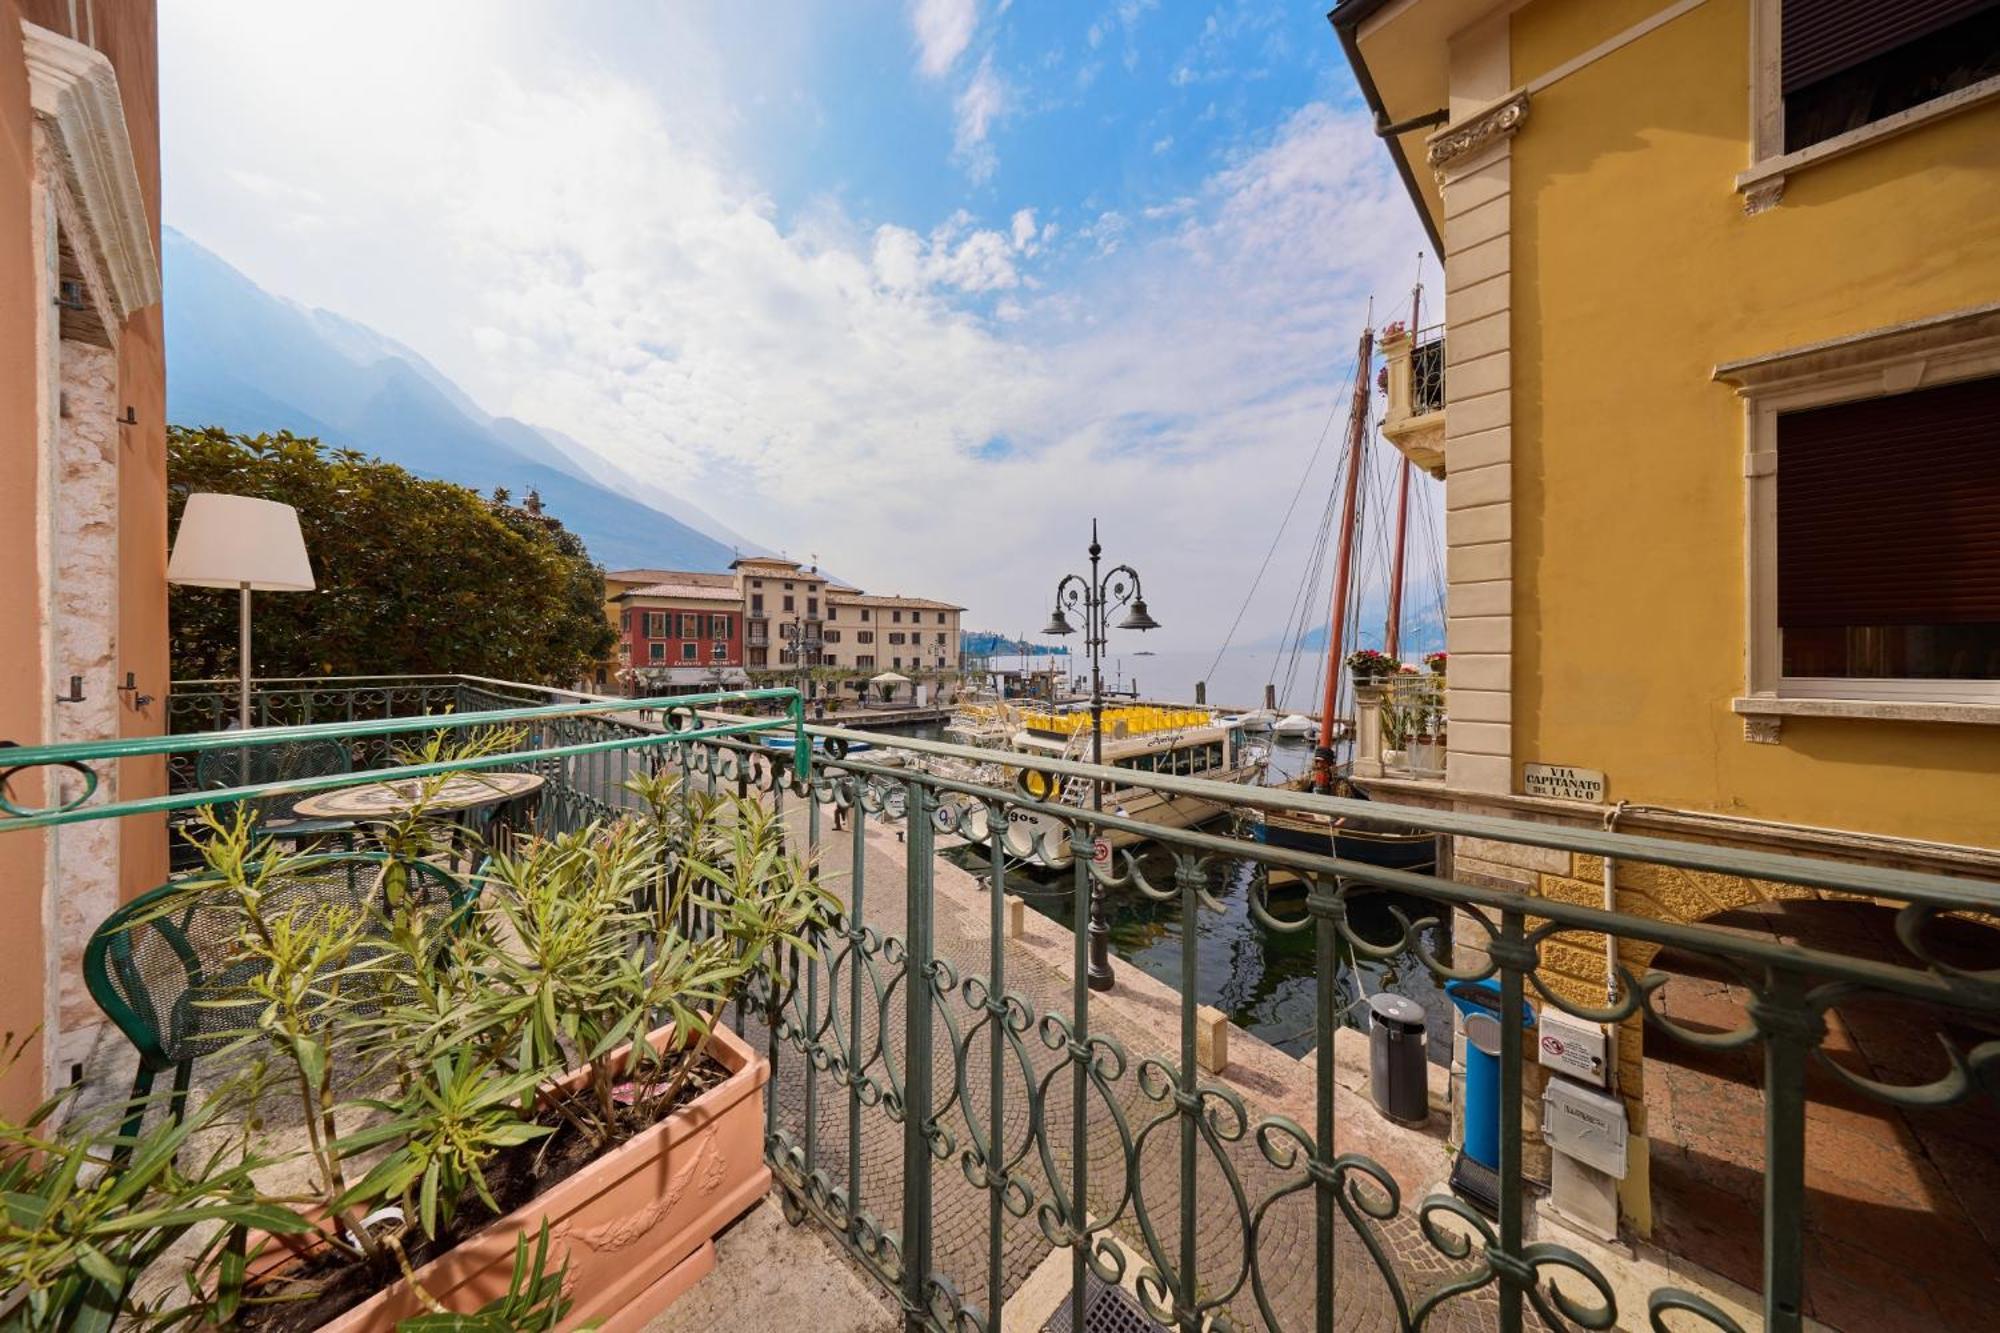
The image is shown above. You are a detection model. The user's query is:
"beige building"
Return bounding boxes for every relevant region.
[821,592,963,676]
[603,557,964,692]
[730,555,827,671]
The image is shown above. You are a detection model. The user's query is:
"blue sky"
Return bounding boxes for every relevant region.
[161,1,1437,650]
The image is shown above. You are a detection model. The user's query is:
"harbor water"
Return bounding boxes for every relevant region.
[890,720,1453,1062]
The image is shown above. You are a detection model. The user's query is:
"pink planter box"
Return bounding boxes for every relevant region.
[257,1023,771,1332]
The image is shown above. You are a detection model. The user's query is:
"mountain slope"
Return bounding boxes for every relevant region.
[162,228,745,571]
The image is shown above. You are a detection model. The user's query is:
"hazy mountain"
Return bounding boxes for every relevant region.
[162,227,750,570]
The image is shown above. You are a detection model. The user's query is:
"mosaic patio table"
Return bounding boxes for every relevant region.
[292,770,545,821]
[294,771,545,862]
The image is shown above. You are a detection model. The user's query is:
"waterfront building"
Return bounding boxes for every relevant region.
[0,2,165,1104]
[612,578,747,692]
[822,591,964,680]
[732,555,827,673]
[603,559,964,698]
[1334,0,2000,1255]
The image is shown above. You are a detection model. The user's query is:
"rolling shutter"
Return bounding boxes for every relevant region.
[1776,374,2000,629]
[1782,0,1996,91]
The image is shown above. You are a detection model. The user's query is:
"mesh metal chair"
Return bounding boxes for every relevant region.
[83,853,473,1146]
[194,737,358,848]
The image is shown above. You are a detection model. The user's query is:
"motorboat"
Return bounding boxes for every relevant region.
[1271,713,1316,737]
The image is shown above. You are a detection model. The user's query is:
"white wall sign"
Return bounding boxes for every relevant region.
[1522,762,1607,803]
[1538,1011,1609,1087]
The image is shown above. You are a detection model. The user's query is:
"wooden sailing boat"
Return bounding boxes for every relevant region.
[1252,296,1440,875]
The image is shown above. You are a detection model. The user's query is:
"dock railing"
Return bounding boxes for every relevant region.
[6,673,1998,1332]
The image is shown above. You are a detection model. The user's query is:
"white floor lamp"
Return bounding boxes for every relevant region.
[167,493,316,730]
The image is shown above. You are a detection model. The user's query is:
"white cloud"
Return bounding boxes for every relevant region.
[908,0,976,79]
[952,55,1007,183]
[1009,208,1039,253]
[162,5,1428,653]
[1151,135,1173,154]
[872,213,1021,293]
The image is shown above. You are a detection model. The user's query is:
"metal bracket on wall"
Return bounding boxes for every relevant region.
[54,675,85,704]
[118,672,153,709]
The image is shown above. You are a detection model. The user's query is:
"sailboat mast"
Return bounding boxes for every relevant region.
[1312,324,1376,792]
[1385,457,1411,661]
[1384,278,1423,661]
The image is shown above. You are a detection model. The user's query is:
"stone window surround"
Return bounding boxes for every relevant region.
[1715,302,2000,740]
[1740,0,2000,213]
[23,21,160,331]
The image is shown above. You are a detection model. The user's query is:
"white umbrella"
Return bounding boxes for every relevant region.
[871,671,913,685]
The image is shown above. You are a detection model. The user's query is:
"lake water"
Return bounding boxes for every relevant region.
[884,719,1453,1062]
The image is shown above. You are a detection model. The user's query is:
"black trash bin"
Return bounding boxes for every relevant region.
[1367,993,1429,1127]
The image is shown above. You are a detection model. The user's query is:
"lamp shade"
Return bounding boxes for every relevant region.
[167,493,315,591]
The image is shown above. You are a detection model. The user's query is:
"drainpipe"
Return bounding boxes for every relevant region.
[1601,800,1629,1017]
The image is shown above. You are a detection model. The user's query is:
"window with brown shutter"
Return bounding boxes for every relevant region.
[1777,373,2000,680]
[1781,1,2000,150]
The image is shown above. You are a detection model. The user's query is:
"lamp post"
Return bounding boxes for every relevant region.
[1042,518,1159,991]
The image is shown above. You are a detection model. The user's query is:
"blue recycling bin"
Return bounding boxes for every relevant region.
[1446,978,1536,1175]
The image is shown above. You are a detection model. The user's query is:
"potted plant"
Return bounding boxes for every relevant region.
[0,1037,308,1333]
[1424,651,1447,676]
[1346,648,1396,682]
[142,760,827,1332]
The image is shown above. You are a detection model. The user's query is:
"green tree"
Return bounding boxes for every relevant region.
[168,428,615,684]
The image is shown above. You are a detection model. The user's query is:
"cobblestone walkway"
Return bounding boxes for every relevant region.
[738,797,1514,1332]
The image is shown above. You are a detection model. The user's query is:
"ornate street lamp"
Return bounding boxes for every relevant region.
[1044,518,1159,991]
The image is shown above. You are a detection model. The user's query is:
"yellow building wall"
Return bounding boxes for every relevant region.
[1506,0,2000,848]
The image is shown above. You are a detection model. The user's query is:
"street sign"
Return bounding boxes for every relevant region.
[1091,838,1112,864]
[1522,762,1606,803]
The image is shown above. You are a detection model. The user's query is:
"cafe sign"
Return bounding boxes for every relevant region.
[1522,762,1606,804]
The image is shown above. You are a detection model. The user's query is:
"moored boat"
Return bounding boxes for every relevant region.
[1271,713,1316,737]
[992,703,1266,866]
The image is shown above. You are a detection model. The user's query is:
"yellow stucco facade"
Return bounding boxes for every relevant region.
[1343,0,2000,1242]
[1505,0,2000,847]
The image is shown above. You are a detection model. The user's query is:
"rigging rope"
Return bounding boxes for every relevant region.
[1203,354,1357,693]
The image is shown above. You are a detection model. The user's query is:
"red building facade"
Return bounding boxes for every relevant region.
[615,582,745,690]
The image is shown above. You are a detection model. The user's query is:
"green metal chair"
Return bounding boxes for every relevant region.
[83,852,473,1147]
[194,737,358,849]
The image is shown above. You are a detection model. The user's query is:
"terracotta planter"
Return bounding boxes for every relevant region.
[259,1023,770,1333]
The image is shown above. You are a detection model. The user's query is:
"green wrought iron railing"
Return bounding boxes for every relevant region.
[5,675,1997,1332]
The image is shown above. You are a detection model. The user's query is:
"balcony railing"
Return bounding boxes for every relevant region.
[1355,672,1447,779]
[8,674,1999,1332]
[1381,322,1448,477]
[1408,323,1445,417]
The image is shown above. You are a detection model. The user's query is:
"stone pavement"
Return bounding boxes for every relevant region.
[736,795,1518,1332]
[1647,900,2000,1333]
[645,1197,899,1333]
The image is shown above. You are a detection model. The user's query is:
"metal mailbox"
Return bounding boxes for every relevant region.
[1541,1077,1629,1178]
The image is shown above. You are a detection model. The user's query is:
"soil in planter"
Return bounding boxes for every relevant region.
[239,1052,730,1333]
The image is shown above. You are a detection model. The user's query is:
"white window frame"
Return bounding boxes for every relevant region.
[1717,302,2000,736]
[1741,0,2000,212]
